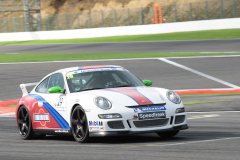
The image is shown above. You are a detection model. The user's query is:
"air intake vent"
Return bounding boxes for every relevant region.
[175,115,185,124]
[133,118,169,128]
[107,121,125,129]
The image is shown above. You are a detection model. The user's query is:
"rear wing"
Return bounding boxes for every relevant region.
[20,82,38,97]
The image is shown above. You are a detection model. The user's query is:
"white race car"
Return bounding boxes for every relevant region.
[16,65,188,143]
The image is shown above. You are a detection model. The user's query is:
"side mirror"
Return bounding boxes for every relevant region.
[142,80,152,86]
[48,87,65,93]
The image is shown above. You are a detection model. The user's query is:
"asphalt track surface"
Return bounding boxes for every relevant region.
[0,52,240,159]
[1,39,240,53]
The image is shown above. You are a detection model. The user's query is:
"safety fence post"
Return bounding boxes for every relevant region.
[101,10,104,27]
[22,17,25,32]
[88,11,91,28]
[6,18,8,32]
[221,0,223,18]
[77,13,80,29]
[56,14,59,30]
[114,9,117,26]
[47,15,50,30]
[233,0,236,18]
[65,13,68,29]
[174,4,177,22]
[189,2,192,21]
[205,1,208,20]
[139,7,143,24]
[127,8,130,25]
[155,5,162,24]
[13,17,17,32]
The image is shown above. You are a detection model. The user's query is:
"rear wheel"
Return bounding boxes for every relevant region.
[71,106,89,143]
[17,106,33,140]
[157,130,179,138]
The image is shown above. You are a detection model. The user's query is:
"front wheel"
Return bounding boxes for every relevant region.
[71,106,89,143]
[157,130,179,138]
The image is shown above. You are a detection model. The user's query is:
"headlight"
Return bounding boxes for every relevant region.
[176,108,185,113]
[98,114,122,119]
[94,97,112,110]
[166,91,181,104]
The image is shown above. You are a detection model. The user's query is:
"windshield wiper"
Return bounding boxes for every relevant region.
[116,85,133,87]
[77,88,105,92]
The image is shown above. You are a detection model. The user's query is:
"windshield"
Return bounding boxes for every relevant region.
[66,68,145,93]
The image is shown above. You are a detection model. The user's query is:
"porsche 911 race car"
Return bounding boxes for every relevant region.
[16,65,188,143]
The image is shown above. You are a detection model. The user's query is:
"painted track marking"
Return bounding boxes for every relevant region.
[119,137,240,149]
[187,114,220,120]
[159,58,240,88]
[1,55,240,65]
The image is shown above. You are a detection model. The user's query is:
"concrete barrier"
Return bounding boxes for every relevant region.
[0,18,240,42]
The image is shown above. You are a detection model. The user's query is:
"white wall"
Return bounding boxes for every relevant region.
[0,18,240,42]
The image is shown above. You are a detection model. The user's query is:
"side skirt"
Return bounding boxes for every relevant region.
[33,129,72,135]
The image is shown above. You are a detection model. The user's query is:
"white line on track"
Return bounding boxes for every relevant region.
[0,55,240,65]
[187,111,240,113]
[174,88,240,91]
[187,114,220,120]
[148,137,240,147]
[159,58,240,88]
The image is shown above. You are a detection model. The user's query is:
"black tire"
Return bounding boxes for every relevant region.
[17,106,34,140]
[71,106,89,143]
[157,130,180,138]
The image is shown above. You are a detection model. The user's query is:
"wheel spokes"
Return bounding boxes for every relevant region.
[72,108,87,139]
[20,108,24,118]
[80,114,86,124]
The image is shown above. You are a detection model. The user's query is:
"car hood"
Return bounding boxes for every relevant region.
[82,86,166,107]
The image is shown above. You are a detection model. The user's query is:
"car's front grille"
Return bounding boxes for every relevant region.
[133,118,169,128]
[107,121,125,129]
[175,115,185,124]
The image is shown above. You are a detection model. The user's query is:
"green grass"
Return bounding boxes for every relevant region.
[1,52,240,63]
[6,104,17,107]
[0,28,240,44]
[183,100,233,105]
[179,92,240,97]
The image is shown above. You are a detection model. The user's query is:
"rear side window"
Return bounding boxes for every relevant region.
[35,77,49,93]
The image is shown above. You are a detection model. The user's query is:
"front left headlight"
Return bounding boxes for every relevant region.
[166,91,181,104]
[94,97,112,110]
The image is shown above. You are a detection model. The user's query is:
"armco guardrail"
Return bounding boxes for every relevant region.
[0,0,239,33]
[0,18,240,42]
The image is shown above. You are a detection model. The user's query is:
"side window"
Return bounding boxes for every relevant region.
[35,77,49,93]
[47,73,65,92]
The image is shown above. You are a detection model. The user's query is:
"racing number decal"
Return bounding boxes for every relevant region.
[57,97,63,107]
[66,75,74,79]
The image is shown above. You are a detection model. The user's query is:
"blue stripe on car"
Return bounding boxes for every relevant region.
[29,94,70,129]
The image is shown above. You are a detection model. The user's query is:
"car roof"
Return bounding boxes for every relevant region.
[55,65,123,73]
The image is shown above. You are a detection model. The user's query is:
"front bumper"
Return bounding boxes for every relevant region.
[89,124,188,137]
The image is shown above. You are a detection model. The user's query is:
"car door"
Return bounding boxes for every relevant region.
[43,73,67,120]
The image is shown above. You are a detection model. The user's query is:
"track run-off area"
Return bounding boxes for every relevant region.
[0,42,240,159]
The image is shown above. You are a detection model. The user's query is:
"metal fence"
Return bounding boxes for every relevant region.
[0,0,240,33]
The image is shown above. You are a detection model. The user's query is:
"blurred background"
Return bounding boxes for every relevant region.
[0,0,239,32]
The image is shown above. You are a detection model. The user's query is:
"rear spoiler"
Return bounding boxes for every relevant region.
[20,82,38,97]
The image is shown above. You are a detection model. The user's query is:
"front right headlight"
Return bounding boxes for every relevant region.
[94,96,112,110]
[166,91,181,104]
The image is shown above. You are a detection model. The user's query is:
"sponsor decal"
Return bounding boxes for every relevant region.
[88,121,103,126]
[138,111,166,120]
[89,127,105,132]
[78,68,123,73]
[132,114,138,119]
[33,109,50,126]
[134,106,166,113]
[54,130,69,133]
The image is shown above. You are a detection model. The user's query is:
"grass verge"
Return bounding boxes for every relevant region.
[0,52,240,63]
[183,100,233,105]
[6,104,17,107]
[179,92,240,97]
[0,28,240,45]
